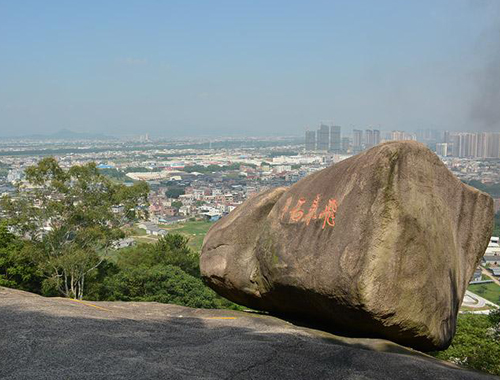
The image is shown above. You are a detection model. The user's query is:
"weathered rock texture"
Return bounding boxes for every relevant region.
[2,286,495,380]
[201,141,494,351]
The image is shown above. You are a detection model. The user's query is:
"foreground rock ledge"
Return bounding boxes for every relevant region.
[201,141,494,351]
[0,287,495,380]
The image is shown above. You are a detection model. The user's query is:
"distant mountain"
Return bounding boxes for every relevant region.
[18,129,116,141]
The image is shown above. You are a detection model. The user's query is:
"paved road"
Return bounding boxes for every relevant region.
[462,291,486,308]
[0,287,496,380]
[462,290,499,314]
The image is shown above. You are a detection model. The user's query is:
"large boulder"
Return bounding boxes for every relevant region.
[200,141,494,351]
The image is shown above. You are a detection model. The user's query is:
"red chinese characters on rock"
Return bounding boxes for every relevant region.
[318,198,338,229]
[279,197,293,220]
[289,198,306,222]
[280,195,338,229]
[303,194,320,226]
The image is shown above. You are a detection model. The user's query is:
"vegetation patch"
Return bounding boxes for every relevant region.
[431,310,500,376]
[159,221,214,251]
[468,282,500,305]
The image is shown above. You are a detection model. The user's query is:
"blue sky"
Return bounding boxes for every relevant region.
[1,0,499,137]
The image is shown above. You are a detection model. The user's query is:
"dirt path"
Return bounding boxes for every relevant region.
[481,266,500,286]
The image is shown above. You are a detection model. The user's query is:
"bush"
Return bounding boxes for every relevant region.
[98,264,237,309]
[0,223,43,293]
[116,234,200,277]
[431,312,500,376]
[165,186,185,199]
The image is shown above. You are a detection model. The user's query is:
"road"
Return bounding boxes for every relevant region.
[462,290,499,314]
[0,287,495,380]
[481,266,500,286]
[462,291,487,308]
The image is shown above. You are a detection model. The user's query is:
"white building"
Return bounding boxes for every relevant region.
[486,236,500,256]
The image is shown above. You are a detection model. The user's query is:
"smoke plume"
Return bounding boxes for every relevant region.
[469,1,500,131]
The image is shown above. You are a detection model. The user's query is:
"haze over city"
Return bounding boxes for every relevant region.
[1,0,500,138]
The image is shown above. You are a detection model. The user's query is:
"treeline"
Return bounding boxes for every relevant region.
[183,163,242,173]
[466,180,500,198]
[98,168,132,182]
[0,223,237,309]
[494,212,500,237]
[465,180,500,236]
[99,164,246,184]
[90,235,238,309]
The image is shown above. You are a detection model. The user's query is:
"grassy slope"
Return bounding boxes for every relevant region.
[468,282,500,305]
[160,221,213,251]
[123,221,213,251]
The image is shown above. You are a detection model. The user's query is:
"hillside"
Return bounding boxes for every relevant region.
[0,287,495,379]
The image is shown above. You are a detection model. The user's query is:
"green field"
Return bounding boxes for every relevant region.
[159,220,214,251]
[468,282,500,305]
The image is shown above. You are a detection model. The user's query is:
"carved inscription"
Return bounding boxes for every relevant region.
[319,198,338,229]
[290,197,306,222]
[281,195,338,229]
[280,197,292,220]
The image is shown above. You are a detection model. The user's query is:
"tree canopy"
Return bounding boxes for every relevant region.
[432,310,500,376]
[1,157,149,299]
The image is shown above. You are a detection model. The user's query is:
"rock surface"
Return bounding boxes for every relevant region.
[201,141,494,351]
[0,286,495,379]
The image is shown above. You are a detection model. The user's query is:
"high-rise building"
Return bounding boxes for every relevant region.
[389,131,417,141]
[443,131,451,144]
[353,129,363,150]
[342,137,350,152]
[447,132,500,158]
[477,132,488,158]
[305,131,316,151]
[487,133,500,158]
[317,124,330,151]
[330,125,341,152]
[417,129,440,143]
[373,129,381,146]
[436,143,448,157]
[364,129,380,149]
[452,134,460,157]
[365,129,374,148]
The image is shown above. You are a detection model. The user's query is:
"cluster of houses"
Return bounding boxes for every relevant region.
[482,236,500,277]
[470,236,500,283]
[146,180,255,225]
[147,189,238,224]
[137,221,168,236]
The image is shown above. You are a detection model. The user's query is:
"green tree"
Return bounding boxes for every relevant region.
[1,157,149,299]
[116,234,199,277]
[0,222,43,293]
[489,309,500,340]
[98,168,131,183]
[493,211,500,237]
[165,186,185,198]
[465,180,500,198]
[476,285,487,295]
[98,263,238,309]
[171,200,183,210]
[432,313,500,376]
